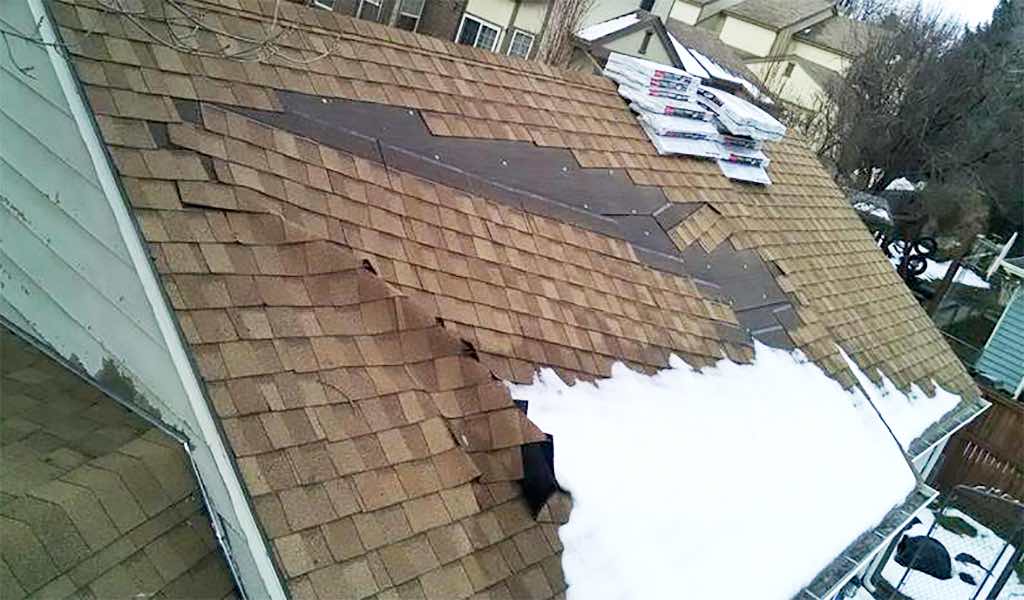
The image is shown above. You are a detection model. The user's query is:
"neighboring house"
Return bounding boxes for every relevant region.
[667,0,887,116]
[1,1,991,599]
[446,0,675,58]
[697,0,836,58]
[975,259,1024,399]
[295,0,675,59]
[747,53,841,112]
[572,10,765,98]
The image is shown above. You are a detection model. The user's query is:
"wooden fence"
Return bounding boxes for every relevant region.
[932,390,1024,501]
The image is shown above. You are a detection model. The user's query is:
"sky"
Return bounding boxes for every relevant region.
[926,0,1001,26]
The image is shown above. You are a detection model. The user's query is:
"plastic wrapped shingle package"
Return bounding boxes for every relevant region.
[605,53,778,184]
[604,53,702,97]
[696,87,786,141]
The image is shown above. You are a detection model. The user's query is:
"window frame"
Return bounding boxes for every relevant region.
[506,29,535,59]
[395,0,425,32]
[356,0,382,22]
[456,13,503,52]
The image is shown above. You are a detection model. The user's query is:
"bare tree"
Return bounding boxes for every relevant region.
[807,0,1024,237]
[835,0,890,21]
[535,0,595,66]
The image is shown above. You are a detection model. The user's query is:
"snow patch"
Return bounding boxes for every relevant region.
[577,13,641,41]
[887,256,992,289]
[510,343,963,600]
[887,177,920,191]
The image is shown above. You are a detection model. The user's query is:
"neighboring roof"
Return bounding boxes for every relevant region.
[665,18,761,82]
[795,15,886,57]
[50,0,984,597]
[0,326,235,599]
[726,0,835,30]
[975,289,1024,395]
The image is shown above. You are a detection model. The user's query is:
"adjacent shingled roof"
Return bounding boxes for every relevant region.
[0,326,236,599]
[47,0,982,596]
[795,15,886,57]
[726,0,835,30]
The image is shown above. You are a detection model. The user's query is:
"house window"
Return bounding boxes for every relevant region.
[312,0,336,9]
[395,0,425,31]
[640,0,655,10]
[456,14,501,52]
[507,30,535,58]
[356,0,381,21]
[783,62,795,77]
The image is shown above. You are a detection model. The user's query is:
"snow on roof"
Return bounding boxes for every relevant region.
[668,34,711,79]
[841,350,962,449]
[687,46,764,98]
[577,12,641,42]
[510,343,963,599]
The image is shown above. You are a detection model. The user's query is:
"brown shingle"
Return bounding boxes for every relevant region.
[378,534,439,585]
[352,468,407,511]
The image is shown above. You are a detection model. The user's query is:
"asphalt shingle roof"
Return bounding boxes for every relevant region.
[0,328,236,599]
[47,0,981,596]
[726,0,835,30]
[795,15,887,57]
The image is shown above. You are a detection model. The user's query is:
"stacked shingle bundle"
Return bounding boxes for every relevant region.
[604,53,785,185]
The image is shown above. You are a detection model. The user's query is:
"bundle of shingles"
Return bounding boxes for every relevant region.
[603,53,785,185]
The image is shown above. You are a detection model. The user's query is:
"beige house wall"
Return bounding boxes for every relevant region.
[583,0,674,26]
[791,40,850,73]
[463,0,515,37]
[604,28,676,64]
[513,1,547,33]
[749,60,825,111]
[719,15,776,57]
[669,0,702,25]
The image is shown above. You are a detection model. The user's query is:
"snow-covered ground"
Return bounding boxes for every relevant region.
[879,506,1024,599]
[887,255,992,289]
[510,343,965,600]
[854,201,893,222]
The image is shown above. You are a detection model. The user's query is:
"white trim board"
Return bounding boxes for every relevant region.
[25,1,287,597]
